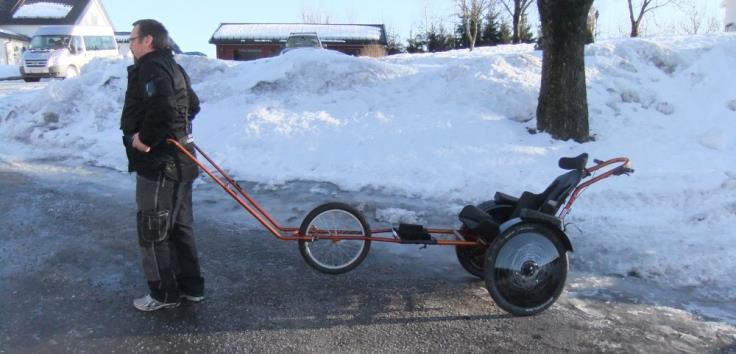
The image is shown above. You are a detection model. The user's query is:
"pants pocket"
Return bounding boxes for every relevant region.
[137,209,170,246]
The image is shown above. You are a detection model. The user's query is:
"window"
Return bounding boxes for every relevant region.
[83,36,116,51]
[29,35,71,50]
[71,36,83,52]
[234,49,262,61]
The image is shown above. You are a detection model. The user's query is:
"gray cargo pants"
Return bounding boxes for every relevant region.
[136,173,204,303]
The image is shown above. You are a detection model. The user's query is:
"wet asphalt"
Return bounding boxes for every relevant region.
[0,162,735,353]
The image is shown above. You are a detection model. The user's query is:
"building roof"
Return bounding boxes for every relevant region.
[114,30,129,43]
[0,26,28,40]
[0,0,91,25]
[210,23,387,45]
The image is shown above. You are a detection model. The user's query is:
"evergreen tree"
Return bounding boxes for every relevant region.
[480,8,503,46]
[426,24,456,52]
[456,17,469,49]
[386,28,406,54]
[499,22,513,44]
[406,30,427,53]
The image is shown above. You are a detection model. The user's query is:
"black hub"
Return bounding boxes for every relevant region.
[520,260,539,277]
[490,231,566,310]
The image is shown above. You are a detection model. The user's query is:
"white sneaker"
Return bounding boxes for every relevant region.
[181,293,205,302]
[133,294,180,312]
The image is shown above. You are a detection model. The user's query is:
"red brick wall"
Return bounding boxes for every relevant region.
[215,43,384,61]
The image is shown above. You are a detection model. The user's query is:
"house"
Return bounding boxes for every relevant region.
[725,0,735,32]
[0,0,114,38]
[0,27,28,64]
[114,30,130,56]
[209,23,387,61]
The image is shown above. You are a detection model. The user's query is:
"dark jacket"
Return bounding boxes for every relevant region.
[121,50,200,181]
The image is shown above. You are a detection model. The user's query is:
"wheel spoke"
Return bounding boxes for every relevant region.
[301,205,369,273]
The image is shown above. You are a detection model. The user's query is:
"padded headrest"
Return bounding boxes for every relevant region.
[558,153,588,171]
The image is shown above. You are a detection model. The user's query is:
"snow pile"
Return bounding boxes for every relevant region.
[0,34,735,310]
[212,24,384,42]
[0,65,19,79]
[12,2,73,19]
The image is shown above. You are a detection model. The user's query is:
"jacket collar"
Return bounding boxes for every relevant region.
[134,49,173,66]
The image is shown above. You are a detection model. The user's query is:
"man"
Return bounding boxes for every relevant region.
[121,19,204,312]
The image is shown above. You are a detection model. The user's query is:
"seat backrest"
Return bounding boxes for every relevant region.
[510,191,547,218]
[543,170,582,212]
[510,169,583,217]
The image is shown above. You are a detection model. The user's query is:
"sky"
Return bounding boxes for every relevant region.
[104,0,726,57]
[106,0,452,57]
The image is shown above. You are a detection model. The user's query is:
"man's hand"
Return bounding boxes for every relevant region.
[132,133,151,153]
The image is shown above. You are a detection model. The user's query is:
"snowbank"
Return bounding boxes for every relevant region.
[0,34,734,308]
[0,65,19,79]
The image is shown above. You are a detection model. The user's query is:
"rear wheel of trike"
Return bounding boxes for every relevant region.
[484,223,568,316]
[455,244,486,278]
[298,202,371,274]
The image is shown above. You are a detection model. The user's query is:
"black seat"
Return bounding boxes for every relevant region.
[494,192,519,205]
[510,169,583,218]
[459,205,500,240]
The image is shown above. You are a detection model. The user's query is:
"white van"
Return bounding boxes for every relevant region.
[20,25,118,82]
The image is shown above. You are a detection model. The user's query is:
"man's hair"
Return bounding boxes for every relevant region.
[132,19,171,51]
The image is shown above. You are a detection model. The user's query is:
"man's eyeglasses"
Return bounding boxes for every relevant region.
[128,36,140,42]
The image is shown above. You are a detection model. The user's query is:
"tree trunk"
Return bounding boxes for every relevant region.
[512,4,521,43]
[536,0,593,142]
[469,23,477,51]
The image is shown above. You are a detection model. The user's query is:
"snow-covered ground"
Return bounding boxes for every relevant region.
[0,34,734,321]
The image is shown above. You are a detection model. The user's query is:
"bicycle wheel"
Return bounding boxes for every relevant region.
[484,223,568,316]
[298,202,371,274]
[456,245,486,278]
[456,203,513,278]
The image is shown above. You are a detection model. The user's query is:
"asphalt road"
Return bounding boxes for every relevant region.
[0,161,735,353]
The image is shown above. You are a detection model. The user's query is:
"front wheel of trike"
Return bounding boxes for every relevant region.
[298,202,371,274]
[484,223,568,316]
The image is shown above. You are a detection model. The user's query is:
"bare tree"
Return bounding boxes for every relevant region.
[499,0,535,43]
[679,13,721,34]
[457,0,492,51]
[627,0,680,37]
[677,1,721,34]
[301,8,330,24]
[537,0,594,142]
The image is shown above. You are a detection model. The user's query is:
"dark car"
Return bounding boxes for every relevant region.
[280,32,323,55]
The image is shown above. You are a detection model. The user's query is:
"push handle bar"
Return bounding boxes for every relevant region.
[558,156,633,221]
[166,138,301,240]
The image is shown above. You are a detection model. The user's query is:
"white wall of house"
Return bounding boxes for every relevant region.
[78,0,112,27]
[0,38,26,65]
[726,0,736,31]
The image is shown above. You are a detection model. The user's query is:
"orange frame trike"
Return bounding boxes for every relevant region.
[169,139,633,316]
